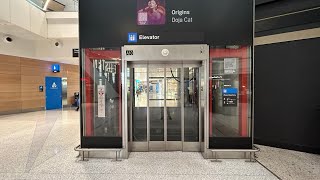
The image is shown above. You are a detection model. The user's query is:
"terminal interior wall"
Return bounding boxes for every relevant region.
[0,54,79,115]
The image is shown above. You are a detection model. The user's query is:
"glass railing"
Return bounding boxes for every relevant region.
[26,0,78,12]
[26,0,46,10]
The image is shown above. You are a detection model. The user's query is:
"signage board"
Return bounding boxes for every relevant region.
[97,85,106,117]
[79,0,253,47]
[51,64,60,73]
[73,49,79,57]
[224,58,238,74]
[222,88,238,107]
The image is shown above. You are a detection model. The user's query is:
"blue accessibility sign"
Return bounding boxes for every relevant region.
[222,88,238,94]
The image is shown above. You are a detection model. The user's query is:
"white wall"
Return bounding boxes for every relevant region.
[0,32,36,58]
[30,4,47,37]
[35,38,79,65]
[46,12,78,38]
[0,1,78,39]
[0,0,10,23]
[0,33,79,65]
[10,0,31,31]
[0,0,48,38]
[0,1,78,65]
[47,23,78,38]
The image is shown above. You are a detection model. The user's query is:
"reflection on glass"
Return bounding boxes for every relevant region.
[134,68,148,107]
[211,59,239,137]
[166,68,181,141]
[209,46,252,138]
[127,68,131,141]
[149,68,164,141]
[133,68,147,141]
[184,67,199,142]
[92,59,121,137]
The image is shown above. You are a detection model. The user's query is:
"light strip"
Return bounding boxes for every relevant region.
[256,6,320,22]
[255,27,320,46]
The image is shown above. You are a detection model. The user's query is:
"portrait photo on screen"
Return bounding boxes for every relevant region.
[137,0,166,25]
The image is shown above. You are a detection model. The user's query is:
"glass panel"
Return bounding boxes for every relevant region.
[149,67,164,141]
[82,49,122,137]
[184,67,199,142]
[133,68,147,141]
[209,46,252,138]
[200,65,205,142]
[166,68,181,141]
[127,68,131,141]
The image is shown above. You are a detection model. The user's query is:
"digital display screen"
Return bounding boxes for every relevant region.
[137,0,166,25]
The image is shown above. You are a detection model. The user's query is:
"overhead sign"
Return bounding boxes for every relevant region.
[128,33,138,43]
[51,64,60,73]
[72,48,79,57]
[126,50,133,56]
[79,0,253,47]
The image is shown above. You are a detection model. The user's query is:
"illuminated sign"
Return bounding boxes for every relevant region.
[52,64,60,73]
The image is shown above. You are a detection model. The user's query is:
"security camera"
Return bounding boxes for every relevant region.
[54,41,62,48]
[3,36,13,43]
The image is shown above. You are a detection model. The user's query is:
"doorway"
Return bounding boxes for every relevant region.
[123,45,208,152]
[45,77,62,110]
[127,63,201,151]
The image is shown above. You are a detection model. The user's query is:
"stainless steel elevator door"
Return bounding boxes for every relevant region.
[128,63,201,152]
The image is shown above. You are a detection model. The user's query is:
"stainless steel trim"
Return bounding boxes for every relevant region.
[93,59,96,134]
[183,142,200,152]
[149,141,165,151]
[122,49,127,150]
[205,51,210,149]
[129,68,133,144]
[132,142,148,152]
[123,44,208,61]
[255,6,320,22]
[166,141,182,151]
[61,77,68,106]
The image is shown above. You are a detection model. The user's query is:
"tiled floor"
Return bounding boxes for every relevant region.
[0,110,316,179]
[256,145,320,180]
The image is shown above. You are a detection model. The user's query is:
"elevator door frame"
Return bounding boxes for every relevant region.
[122,44,209,152]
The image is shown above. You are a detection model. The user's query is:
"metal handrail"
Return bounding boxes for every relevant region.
[74,145,122,161]
[210,145,260,162]
[210,145,260,152]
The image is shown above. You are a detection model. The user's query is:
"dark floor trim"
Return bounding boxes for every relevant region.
[255,159,282,180]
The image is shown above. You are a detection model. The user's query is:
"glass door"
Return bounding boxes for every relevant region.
[148,66,166,151]
[129,63,201,151]
[165,67,182,151]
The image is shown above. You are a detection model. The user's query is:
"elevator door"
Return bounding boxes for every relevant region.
[129,63,200,151]
[148,65,182,151]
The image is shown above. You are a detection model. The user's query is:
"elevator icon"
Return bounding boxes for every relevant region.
[128,32,137,43]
